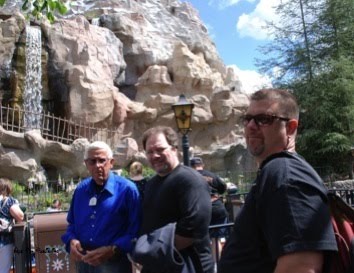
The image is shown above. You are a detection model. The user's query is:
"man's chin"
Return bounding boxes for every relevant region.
[93,175,106,185]
[248,145,265,157]
[155,165,170,176]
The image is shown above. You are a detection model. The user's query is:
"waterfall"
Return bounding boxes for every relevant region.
[91,18,100,26]
[23,25,43,130]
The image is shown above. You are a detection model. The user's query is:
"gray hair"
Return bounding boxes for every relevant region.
[84,141,113,159]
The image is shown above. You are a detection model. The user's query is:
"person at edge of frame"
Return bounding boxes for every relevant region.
[218,88,337,273]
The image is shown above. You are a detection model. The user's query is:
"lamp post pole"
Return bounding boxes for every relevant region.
[182,134,190,166]
[172,94,194,166]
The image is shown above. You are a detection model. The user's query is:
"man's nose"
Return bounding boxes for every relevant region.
[246,118,259,129]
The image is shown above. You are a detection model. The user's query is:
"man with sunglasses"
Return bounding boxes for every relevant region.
[136,126,214,273]
[218,89,337,273]
[62,141,141,273]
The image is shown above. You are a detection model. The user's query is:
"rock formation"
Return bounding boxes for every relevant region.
[0,0,255,184]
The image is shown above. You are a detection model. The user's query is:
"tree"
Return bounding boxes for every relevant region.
[295,56,354,175]
[0,0,69,23]
[256,0,321,85]
[256,0,354,177]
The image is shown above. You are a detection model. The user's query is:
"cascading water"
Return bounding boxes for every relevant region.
[23,25,43,130]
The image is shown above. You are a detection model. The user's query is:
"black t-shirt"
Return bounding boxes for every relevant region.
[131,177,147,200]
[141,165,214,273]
[218,151,338,273]
[211,199,228,225]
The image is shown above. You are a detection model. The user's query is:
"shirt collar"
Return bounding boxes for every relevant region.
[88,171,115,196]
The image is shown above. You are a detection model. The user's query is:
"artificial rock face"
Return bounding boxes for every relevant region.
[0,0,253,182]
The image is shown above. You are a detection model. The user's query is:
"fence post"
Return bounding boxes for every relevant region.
[13,221,32,273]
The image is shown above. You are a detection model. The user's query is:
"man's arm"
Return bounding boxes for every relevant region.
[274,251,323,273]
[213,176,227,194]
[174,234,194,250]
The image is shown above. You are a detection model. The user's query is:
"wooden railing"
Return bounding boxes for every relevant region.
[0,105,121,147]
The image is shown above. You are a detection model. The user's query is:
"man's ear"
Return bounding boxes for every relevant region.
[109,158,115,166]
[287,119,298,135]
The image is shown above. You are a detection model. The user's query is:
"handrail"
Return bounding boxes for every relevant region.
[0,105,121,147]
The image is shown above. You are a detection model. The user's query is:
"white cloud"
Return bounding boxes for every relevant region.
[208,0,255,10]
[236,0,281,40]
[229,65,272,94]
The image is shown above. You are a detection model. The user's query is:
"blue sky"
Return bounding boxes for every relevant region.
[182,0,281,92]
[184,0,264,70]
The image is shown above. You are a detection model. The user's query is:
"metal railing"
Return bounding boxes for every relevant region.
[328,189,354,207]
[0,105,122,147]
[11,189,354,273]
[11,214,235,273]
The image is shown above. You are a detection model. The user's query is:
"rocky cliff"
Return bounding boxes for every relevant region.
[0,0,255,183]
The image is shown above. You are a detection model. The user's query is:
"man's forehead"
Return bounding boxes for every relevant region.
[88,148,108,155]
[248,100,279,111]
[147,133,166,143]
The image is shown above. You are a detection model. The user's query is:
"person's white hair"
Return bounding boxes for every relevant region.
[84,141,113,159]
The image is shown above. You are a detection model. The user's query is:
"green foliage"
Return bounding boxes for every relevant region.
[12,181,26,198]
[257,0,354,177]
[0,0,70,23]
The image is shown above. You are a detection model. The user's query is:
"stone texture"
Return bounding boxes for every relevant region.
[0,0,254,182]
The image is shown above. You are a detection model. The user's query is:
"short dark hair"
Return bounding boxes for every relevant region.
[190,157,203,166]
[142,126,179,150]
[250,88,299,119]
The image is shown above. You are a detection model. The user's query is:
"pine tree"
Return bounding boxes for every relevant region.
[256,0,354,177]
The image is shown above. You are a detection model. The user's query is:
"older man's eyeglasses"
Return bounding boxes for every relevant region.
[86,158,109,166]
[241,114,290,127]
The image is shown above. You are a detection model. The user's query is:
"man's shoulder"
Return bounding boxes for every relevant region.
[198,169,216,178]
[178,165,204,177]
[261,151,307,172]
[74,177,91,191]
[264,151,312,169]
[112,173,140,191]
[260,152,325,190]
[171,165,206,184]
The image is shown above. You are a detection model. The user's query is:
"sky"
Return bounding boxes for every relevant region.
[181,0,282,93]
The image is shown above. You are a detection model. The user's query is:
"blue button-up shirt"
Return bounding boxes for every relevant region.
[62,172,141,253]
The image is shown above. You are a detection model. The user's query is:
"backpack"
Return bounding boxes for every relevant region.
[0,197,14,233]
[327,192,354,273]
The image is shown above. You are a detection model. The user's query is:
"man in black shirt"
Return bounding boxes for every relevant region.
[139,126,214,273]
[190,157,228,231]
[218,89,337,273]
[190,157,229,263]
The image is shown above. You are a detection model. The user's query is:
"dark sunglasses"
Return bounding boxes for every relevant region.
[85,158,109,166]
[241,114,290,127]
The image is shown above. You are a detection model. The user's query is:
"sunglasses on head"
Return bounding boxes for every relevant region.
[240,114,290,127]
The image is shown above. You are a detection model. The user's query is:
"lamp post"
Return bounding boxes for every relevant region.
[172,94,194,166]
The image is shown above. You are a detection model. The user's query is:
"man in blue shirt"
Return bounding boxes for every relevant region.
[62,141,141,273]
